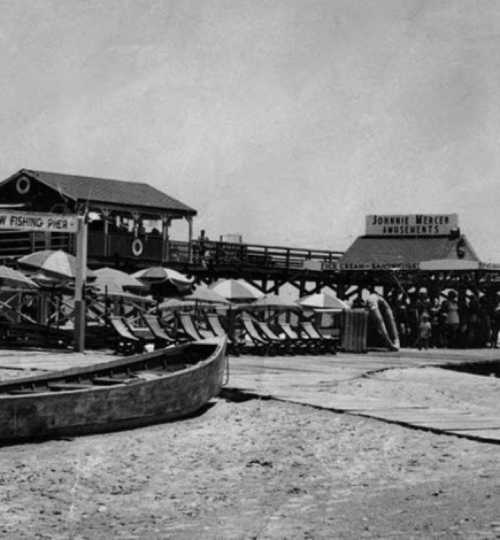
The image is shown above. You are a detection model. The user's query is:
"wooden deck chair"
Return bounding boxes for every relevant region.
[206,313,239,355]
[254,320,291,354]
[240,313,276,355]
[177,313,212,341]
[109,316,143,355]
[125,320,159,348]
[277,322,317,354]
[300,321,337,354]
[143,314,177,347]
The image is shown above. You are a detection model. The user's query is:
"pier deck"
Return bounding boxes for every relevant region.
[226,348,500,443]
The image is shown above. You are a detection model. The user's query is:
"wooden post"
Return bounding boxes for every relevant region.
[187,216,193,263]
[74,215,88,352]
[102,208,110,257]
[162,216,170,263]
[299,279,306,298]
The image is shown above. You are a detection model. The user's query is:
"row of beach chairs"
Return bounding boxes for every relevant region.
[239,313,337,355]
[108,311,337,356]
[108,312,243,355]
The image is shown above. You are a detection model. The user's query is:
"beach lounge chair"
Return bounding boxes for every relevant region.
[126,318,169,349]
[254,320,291,354]
[109,316,143,355]
[177,313,213,342]
[206,313,240,355]
[240,313,276,355]
[142,314,177,346]
[300,321,337,354]
[277,321,316,354]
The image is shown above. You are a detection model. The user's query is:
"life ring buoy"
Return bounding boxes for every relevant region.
[16,177,31,195]
[366,294,400,351]
[131,238,143,257]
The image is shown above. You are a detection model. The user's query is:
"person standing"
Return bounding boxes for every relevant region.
[491,292,500,348]
[442,291,460,348]
[429,296,442,348]
[416,313,432,350]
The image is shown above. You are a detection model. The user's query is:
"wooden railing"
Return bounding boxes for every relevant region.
[0,230,343,272]
[0,231,73,258]
[188,240,342,271]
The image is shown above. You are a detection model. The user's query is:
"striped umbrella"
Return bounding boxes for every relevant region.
[209,279,263,302]
[94,267,147,293]
[299,292,348,310]
[18,250,95,281]
[132,266,194,293]
[185,285,230,305]
[0,265,39,289]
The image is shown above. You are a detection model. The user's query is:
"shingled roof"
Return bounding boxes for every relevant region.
[7,169,196,216]
[339,236,479,270]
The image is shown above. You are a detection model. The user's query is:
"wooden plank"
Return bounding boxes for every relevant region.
[92,376,129,385]
[47,382,94,390]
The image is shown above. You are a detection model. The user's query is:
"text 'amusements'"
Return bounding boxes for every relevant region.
[365,214,458,236]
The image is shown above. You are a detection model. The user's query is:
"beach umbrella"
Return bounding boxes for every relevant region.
[158,298,196,311]
[0,265,39,290]
[184,285,230,305]
[98,290,152,305]
[299,292,348,310]
[18,250,95,281]
[132,266,194,293]
[209,279,263,302]
[96,286,154,304]
[94,267,147,293]
[251,293,301,311]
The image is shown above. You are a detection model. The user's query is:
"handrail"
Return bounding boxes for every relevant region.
[198,239,343,256]
[0,230,344,271]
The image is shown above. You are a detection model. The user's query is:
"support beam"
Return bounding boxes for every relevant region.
[336,284,347,300]
[299,280,306,298]
[269,280,284,295]
[247,279,267,293]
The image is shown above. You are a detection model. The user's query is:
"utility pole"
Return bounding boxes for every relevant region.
[74,215,88,352]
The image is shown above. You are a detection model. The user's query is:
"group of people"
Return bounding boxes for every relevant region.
[386,288,500,349]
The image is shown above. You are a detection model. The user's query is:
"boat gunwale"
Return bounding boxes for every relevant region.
[0,338,227,397]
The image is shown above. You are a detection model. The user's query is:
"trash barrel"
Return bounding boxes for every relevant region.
[341,308,368,353]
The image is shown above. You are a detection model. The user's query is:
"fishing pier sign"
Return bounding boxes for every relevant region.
[0,209,87,352]
[0,211,78,233]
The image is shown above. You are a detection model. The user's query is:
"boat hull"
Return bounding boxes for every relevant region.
[0,339,227,444]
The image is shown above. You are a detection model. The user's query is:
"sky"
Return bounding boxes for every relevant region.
[1,0,500,259]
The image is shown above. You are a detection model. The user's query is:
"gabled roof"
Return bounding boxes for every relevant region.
[339,235,479,270]
[4,169,196,216]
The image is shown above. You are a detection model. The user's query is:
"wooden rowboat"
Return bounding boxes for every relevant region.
[0,338,227,444]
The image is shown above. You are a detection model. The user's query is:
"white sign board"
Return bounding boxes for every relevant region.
[0,211,78,233]
[365,214,458,236]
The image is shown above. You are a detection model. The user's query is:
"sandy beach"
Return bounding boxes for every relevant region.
[0,350,499,539]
